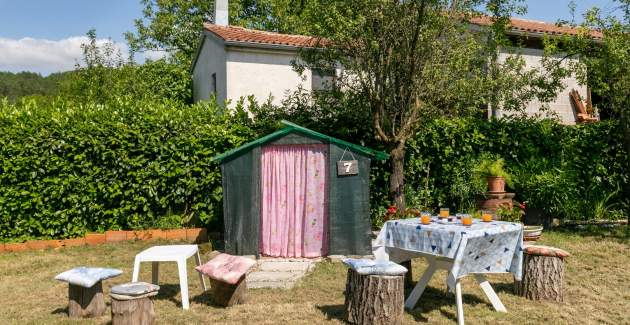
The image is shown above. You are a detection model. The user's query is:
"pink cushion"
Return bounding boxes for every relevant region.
[195,253,256,284]
[523,245,570,258]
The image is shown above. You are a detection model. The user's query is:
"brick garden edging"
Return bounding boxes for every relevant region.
[0,228,208,253]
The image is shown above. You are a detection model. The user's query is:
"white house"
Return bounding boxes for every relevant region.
[192,3,598,124]
[191,3,332,107]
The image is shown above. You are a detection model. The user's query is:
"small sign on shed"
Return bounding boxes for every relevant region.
[337,149,359,176]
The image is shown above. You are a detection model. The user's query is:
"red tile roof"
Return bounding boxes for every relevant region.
[203,17,601,49]
[470,16,602,39]
[203,23,324,48]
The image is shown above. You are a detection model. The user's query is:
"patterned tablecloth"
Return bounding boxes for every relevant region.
[373,217,523,289]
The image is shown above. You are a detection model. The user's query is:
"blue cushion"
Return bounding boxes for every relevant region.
[342,258,408,276]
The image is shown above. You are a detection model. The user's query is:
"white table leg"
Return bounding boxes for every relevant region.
[194,250,207,291]
[404,257,437,310]
[177,258,190,310]
[455,279,465,325]
[152,262,159,285]
[474,274,507,312]
[132,256,141,282]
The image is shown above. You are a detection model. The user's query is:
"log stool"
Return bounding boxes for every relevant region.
[514,245,570,302]
[194,253,256,307]
[54,267,122,318]
[342,259,408,325]
[110,282,160,325]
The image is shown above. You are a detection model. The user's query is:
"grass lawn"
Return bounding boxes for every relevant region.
[1,229,628,324]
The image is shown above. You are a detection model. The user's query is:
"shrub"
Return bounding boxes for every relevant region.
[0,97,254,242]
[403,117,628,221]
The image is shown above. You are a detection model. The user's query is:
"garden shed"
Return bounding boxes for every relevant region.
[213,121,389,258]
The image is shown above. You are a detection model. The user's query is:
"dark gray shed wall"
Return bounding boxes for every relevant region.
[221,147,261,256]
[327,144,372,255]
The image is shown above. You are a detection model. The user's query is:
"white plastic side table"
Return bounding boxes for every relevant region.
[131,245,207,310]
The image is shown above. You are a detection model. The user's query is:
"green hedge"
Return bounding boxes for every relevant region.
[0,97,254,242]
[1,97,627,242]
[402,117,628,220]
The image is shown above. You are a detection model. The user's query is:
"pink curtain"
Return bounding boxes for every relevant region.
[260,144,328,258]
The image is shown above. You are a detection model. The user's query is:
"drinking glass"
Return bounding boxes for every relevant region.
[461,214,473,226]
[439,208,450,219]
[482,210,493,222]
[421,211,432,225]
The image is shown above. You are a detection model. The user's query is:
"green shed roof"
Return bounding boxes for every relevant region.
[213,120,390,163]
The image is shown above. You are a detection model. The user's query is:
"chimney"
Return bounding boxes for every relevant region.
[215,0,228,26]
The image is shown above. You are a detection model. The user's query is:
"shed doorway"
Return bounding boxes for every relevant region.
[259,144,329,258]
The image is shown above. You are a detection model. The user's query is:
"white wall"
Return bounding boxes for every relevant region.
[225,47,312,106]
[494,47,586,125]
[192,35,227,103]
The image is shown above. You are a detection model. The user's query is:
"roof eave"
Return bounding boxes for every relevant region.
[224,40,310,52]
[212,121,389,163]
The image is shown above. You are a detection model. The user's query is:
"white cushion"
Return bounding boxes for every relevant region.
[55,267,122,288]
[342,258,408,276]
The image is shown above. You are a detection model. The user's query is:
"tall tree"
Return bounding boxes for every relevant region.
[298,0,569,210]
[125,0,339,63]
[569,0,630,223]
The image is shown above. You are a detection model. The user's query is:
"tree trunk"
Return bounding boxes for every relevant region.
[68,282,106,318]
[344,269,404,325]
[623,119,630,227]
[389,143,406,212]
[111,296,156,325]
[514,254,565,302]
[210,276,247,307]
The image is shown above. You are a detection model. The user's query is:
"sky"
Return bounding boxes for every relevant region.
[0,0,622,75]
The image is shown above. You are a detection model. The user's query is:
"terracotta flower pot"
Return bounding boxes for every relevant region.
[85,233,107,246]
[62,238,86,247]
[186,228,208,243]
[147,229,164,240]
[5,242,28,252]
[487,176,506,193]
[106,230,128,243]
[26,240,50,250]
[164,229,187,240]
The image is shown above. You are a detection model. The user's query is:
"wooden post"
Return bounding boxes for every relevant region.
[344,269,404,325]
[210,275,247,307]
[111,296,156,325]
[514,252,566,302]
[68,282,106,318]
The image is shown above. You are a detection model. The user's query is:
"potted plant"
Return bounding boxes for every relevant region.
[474,155,512,193]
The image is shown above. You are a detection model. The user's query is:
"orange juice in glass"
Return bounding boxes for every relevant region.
[482,211,493,222]
[461,214,473,226]
[421,211,432,225]
[439,208,450,219]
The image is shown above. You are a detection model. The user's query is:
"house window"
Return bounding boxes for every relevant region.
[211,73,217,95]
[312,68,336,91]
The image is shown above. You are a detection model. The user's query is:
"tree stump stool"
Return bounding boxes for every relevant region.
[110,282,160,325]
[194,253,256,307]
[342,259,408,325]
[210,275,248,307]
[514,245,570,302]
[54,267,122,318]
